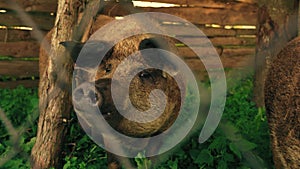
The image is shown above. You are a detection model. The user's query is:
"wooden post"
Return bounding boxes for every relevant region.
[254,0,298,107]
[30,0,101,168]
[30,0,80,168]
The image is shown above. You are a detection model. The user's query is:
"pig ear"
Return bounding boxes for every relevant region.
[138,37,179,72]
[60,41,85,62]
[138,37,160,50]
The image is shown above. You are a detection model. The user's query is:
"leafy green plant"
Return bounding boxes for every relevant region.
[62,113,107,169]
[135,152,152,169]
[222,75,272,167]
[0,86,38,168]
[153,73,272,169]
[0,72,273,169]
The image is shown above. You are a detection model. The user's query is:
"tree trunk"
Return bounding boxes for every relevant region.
[254,0,298,107]
[31,0,102,167]
[30,0,80,168]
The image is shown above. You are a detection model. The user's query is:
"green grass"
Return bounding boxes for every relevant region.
[152,76,273,169]
[0,73,273,169]
[0,56,39,61]
[0,86,38,168]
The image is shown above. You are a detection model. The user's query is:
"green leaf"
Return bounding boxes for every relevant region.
[63,160,71,169]
[220,122,241,141]
[208,136,227,151]
[229,142,242,159]
[135,152,152,169]
[189,149,201,161]
[79,162,86,169]
[195,149,213,166]
[224,153,235,162]
[234,139,257,152]
[23,137,36,153]
[217,160,228,169]
[174,148,187,159]
[167,159,178,169]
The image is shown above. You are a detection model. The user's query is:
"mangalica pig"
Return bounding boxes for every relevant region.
[72,34,183,169]
[41,14,184,169]
[264,37,300,169]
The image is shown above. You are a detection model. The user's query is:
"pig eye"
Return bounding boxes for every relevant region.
[105,64,112,73]
[139,71,151,79]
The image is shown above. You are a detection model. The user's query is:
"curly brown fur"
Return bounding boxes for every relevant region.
[265,37,300,169]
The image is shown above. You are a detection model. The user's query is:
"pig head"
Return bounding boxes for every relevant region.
[72,35,183,139]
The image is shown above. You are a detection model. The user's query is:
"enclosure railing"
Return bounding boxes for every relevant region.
[0,0,257,88]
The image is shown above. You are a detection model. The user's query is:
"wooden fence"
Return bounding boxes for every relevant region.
[0,0,258,88]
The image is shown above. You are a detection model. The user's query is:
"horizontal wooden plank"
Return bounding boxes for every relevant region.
[0,0,57,12]
[221,54,254,68]
[177,46,222,58]
[0,12,54,30]
[162,25,236,36]
[185,54,254,71]
[236,29,257,36]
[0,29,32,41]
[161,24,256,37]
[0,1,257,29]
[0,41,39,57]
[236,0,257,4]
[137,5,257,25]
[0,0,256,13]
[136,0,257,7]
[0,29,48,42]
[178,46,255,58]
[135,0,214,6]
[20,2,57,13]
[222,47,255,57]
[202,27,236,37]
[176,36,256,46]
[0,25,256,43]
[184,58,205,71]
[0,60,39,77]
[0,79,38,88]
[210,37,256,46]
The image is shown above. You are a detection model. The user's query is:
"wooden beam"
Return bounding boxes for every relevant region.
[162,25,256,37]
[0,0,57,12]
[176,36,256,46]
[184,58,205,71]
[221,54,255,68]
[0,79,38,88]
[0,41,39,57]
[162,25,237,36]
[236,29,256,36]
[202,27,236,37]
[134,0,253,7]
[222,47,255,57]
[0,60,38,77]
[177,46,222,58]
[177,46,255,58]
[184,54,254,71]
[0,12,54,30]
[0,29,46,42]
[136,5,257,25]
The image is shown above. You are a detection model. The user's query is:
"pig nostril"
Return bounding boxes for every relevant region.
[73,83,103,107]
[88,91,96,104]
[88,90,101,105]
[74,88,84,102]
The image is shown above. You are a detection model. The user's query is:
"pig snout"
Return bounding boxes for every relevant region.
[73,82,103,109]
